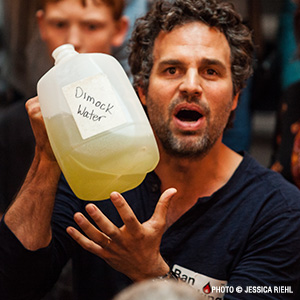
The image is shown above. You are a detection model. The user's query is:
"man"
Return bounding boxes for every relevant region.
[1,0,300,299]
[0,0,128,217]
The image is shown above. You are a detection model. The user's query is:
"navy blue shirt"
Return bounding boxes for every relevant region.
[1,153,300,299]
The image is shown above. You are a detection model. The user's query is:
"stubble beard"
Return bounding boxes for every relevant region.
[146,95,233,159]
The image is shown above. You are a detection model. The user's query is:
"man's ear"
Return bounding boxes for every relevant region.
[36,10,47,41]
[231,92,240,111]
[137,86,147,106]
[111,16,129,47]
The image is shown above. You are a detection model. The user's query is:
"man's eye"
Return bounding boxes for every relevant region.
[167,67,177,75]
[206,69,218,76]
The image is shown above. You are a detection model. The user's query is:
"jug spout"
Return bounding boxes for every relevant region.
[52,44,78,65]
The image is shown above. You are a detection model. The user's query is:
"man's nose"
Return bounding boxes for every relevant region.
[179,69,202,97]
[65,26,82,52]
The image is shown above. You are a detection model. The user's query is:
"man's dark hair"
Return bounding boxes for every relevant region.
[129,0,254,96]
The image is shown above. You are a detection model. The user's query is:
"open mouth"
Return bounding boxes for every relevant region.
[176,109,203,122]
[173,104,205,131]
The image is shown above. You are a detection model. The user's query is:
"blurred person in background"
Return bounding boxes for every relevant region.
[271,0,300,189]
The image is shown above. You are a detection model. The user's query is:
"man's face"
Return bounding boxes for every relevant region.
[138,22,239,158]
[37,0,127,55]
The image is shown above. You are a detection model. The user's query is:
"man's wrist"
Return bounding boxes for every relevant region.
[155,269,178,280]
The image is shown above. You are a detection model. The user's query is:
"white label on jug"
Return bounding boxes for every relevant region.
[62,73,127,140]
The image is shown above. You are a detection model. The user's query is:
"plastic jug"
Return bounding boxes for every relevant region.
[37,44,159,200]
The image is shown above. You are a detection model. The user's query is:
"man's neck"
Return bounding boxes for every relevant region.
[155,142,243,227]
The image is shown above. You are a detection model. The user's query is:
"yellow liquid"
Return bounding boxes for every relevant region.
[45,114,159,200]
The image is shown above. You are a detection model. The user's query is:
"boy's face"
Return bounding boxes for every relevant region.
[37,0,128,56]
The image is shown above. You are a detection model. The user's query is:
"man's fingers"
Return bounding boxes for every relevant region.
[67,226,105,255]
[151,188,177,226]
[25,96,42,116]
[25,96,57,162]
[72,212,112,247]
[110,192,141,233]
[85,204,120,240]
[25,97,44,132]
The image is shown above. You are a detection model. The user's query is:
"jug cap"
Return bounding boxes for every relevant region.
[52,44,77,65]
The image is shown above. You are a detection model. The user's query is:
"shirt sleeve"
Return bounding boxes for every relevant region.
[0,175,81,300]
[0,217,63,299]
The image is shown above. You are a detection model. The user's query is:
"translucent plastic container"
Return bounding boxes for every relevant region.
[37,44,159,200]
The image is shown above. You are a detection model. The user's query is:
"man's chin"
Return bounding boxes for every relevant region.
[162,140,211,159]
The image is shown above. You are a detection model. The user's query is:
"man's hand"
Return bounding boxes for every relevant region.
[67,188,177,281]
[25,96,56,162]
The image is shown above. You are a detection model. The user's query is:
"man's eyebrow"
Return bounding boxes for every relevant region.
[157,59,182,68]
[201,58,227,71]
[157,58,228,71]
